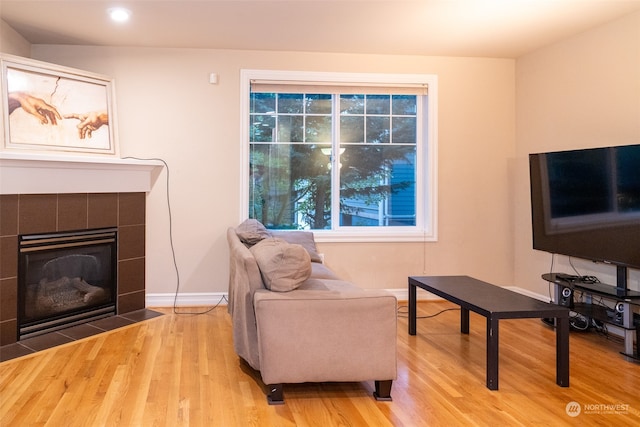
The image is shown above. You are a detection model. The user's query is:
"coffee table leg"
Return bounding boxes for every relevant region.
[461,308,470,334]
[556,315,570,387]
[486,316,499,390]
[409,282,417,335]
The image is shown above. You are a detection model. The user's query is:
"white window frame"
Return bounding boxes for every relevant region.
[239,69,438,243]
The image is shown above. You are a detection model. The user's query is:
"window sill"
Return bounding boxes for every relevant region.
[312,229,436,243]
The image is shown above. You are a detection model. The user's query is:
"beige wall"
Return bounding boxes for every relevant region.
[5,10,638,298]
[0,20,30,56]
[514,11,640,295]
[28,46,515,295]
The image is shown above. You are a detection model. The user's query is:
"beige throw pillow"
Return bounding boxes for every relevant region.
[236,219,271,246]
[250,238,312,292]
[269,230,322,263]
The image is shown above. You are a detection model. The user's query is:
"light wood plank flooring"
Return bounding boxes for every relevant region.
[1,302,639,426]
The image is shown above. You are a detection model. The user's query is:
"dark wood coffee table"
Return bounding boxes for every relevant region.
[408,275,570,390]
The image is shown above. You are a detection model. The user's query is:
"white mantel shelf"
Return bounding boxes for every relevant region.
[0,152,164,195]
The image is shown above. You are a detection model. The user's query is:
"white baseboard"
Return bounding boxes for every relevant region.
[385,287,440,302]
[503,286,551,302]
[146,289,440,307]
[146,292,228,307]
[148,287,628,340]
[146,287,548,307]
[389,285,550,303]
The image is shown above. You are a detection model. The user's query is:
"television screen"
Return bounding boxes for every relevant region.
[529,144,640,270]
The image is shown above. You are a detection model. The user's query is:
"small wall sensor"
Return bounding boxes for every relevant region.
[209,73,219,84]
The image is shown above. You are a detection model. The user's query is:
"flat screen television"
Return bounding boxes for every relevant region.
[529,144,640,291]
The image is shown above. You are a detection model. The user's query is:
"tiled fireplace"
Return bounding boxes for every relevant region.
[0,192,146,345]
[0,153,161,347]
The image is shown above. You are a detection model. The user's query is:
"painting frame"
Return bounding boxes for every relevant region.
[0,54,118,156]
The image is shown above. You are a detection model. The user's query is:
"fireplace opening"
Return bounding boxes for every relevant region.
[18,228,118,340]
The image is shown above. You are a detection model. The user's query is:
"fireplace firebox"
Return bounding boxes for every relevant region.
[18,228,118,339]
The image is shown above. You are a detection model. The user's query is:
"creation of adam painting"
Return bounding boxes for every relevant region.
[1,54,117,155]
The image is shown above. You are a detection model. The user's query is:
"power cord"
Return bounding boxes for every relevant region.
[396,305,460,319]
[122,156,227,315]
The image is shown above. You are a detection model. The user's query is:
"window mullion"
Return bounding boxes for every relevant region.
[331,94,341,230]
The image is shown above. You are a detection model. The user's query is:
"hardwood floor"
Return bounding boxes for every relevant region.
[1,302,639,426]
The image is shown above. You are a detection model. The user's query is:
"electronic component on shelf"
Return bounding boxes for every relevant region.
[541,271,640,358]
[555,273,580,282]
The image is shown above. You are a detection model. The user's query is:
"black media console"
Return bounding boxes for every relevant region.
[543,273,640,360]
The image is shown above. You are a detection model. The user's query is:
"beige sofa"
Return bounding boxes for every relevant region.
[227,220,397,404]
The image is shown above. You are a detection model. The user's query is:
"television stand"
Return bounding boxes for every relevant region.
[542,273,640,361]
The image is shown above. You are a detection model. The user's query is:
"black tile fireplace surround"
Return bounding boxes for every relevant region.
[0,192,147,347]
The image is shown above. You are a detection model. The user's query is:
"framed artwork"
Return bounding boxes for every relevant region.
[0,54,118,156]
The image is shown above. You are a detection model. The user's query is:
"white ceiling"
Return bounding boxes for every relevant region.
[2,0,640,58]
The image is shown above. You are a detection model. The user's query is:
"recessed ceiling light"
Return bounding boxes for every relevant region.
[108,7,131,23]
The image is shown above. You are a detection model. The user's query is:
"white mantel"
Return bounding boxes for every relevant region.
[0,152,164,194]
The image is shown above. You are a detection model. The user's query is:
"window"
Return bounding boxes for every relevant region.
[240,70,438,242]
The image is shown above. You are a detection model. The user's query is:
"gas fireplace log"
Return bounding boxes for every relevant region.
[33,276,107,313]
[71,278,106,303]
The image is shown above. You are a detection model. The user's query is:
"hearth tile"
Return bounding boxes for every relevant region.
[89,315,134,331]
[58,194,88,231]
[57,323,104,341]
[121,309,163,322]
[0,236,18,278]
[18,194,57,234]
[20,332,73,352]
[88,193,118,228]
[0,343,34,362]
[0,194,18,236]
[118,193,145,226]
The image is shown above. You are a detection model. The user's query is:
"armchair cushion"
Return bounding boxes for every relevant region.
[250,238,312,292]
